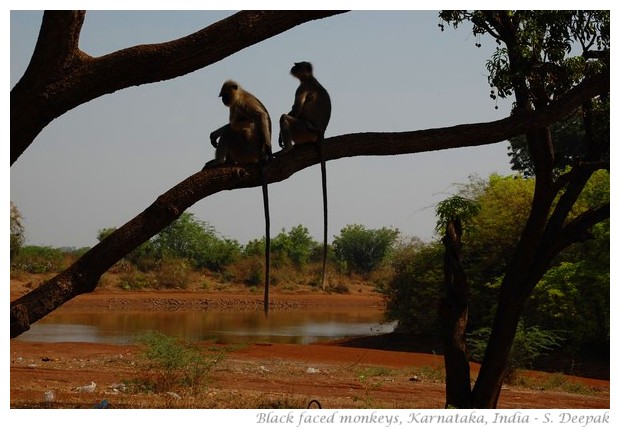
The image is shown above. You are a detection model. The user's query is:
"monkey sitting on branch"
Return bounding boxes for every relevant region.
[279,61,332,289]
[203,80,272,315]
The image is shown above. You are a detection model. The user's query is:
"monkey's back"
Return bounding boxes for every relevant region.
[229,94,272,144]
[298,78,331,132]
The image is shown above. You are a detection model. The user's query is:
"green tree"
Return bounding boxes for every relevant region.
[383,240,443,334]
[155,213,240,271]
[271,225,318,267]
[438,10,609,408]
[10,202,25,260]
[508,98,609,177]
[333,224,399,275]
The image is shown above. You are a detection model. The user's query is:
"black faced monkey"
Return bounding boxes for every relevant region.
[279,62,332,289]
[204,80,272,315]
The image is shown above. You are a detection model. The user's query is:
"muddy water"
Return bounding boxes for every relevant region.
[15,308,396,345]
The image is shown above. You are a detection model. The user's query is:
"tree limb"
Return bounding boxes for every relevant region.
[10,10,347,165]
[9,71,608,338]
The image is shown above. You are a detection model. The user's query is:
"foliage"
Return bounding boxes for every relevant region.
[439,11,609,103]
[382,239,443,334]
[134,331,224,395]
[10,202,25,259]
[271,225,318,267]
[100,213,241,272]
[119,269,156,291]
[332,224,399,275]
[155,257,192,289]
[468,322,563,382]
[155,213,241,271]
[508,98,609,177]
[96,227,116,242]
[434,195,480,234]
[382,171,609,355]
[11,246,65,273]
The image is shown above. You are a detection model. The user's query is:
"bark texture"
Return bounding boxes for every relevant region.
[440,219,473,408]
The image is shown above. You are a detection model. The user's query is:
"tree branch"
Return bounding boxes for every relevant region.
[10,10,347,165]
[21,11,87,79]
[9,71,608,338]
[88,11,346,92]
[528,203,610,284]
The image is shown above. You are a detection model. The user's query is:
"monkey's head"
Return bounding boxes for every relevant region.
[290,62,313,80]
[219,80,240,106]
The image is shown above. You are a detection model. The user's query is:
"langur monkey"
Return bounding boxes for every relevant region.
[204,80,272,315]
[279,62,332,289]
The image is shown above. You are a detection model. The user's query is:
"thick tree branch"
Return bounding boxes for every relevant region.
[88,11,346,92]
[9,72,608,338]
[10,10,347,165]
[528,203,610,284]
[554,160,610,193]
[22,11,87,78]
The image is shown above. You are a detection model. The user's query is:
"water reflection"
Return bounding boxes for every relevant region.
[16,309,396,345]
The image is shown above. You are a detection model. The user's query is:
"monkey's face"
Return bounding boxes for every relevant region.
[221,91,232,106]
[291,62,313,79]
[219,81,239,106]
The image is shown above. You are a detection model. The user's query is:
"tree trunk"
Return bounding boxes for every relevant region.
[439,219,473,408]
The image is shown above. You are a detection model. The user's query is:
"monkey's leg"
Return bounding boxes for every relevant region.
[278,114,294,150]
[203,126,234,170]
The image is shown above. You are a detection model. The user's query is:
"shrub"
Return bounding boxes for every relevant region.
[332,224,399,275]
[11,246,65,273]
[468,322,563,382]
[155,257,191,289]
[134,331,224,395]
[271,225,317,268]
[119,269,156,290]
[381,240,443,334]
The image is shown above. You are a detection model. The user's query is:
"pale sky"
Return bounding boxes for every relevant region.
[9,9,518,249]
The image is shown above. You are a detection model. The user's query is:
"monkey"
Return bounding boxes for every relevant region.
[279,61,332,289]
[203,80,272,315]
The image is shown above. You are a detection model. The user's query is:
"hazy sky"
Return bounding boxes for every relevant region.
[10,10,517,249]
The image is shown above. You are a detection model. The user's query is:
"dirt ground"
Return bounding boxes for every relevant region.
[10,283,610,409]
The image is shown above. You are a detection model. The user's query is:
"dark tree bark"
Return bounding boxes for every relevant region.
[439,219,473,408]
[10,10,346,165]
[469,12,610,408]
[9,72,608,338]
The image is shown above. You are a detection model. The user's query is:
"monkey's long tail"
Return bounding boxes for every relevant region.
[259,162,271,316]
[319,137,328,290]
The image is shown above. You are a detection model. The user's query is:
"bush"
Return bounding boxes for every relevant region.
[119,269,156,290]
[332,224,399,275]
[11,246,65,273]
[271,225,318,268]
[382,240,443,334]
[134,331,224,395]
[156,257,191,289]
[10,202,24,259]
[468,322,563,382]
[155,213,241,271]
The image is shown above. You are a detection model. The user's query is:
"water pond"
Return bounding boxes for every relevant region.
[15,308,396,345]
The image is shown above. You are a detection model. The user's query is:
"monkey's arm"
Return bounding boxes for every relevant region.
[245,106,271,151]
[210,124,228,148]
[289,91,307,117]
